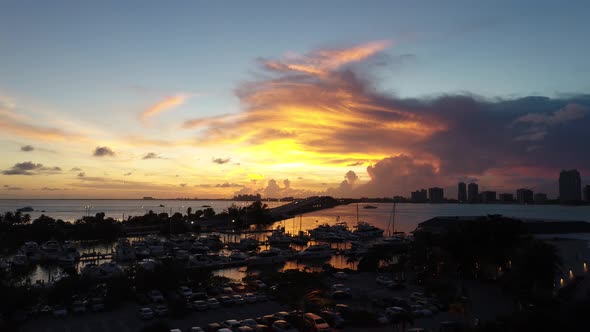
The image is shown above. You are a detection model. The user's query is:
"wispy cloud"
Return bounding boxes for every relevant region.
[142,152,161,160]
[140,94,191,123]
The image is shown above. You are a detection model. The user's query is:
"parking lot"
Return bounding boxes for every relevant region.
[21,300,289,332]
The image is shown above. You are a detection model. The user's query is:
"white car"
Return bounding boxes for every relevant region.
[170,329,182,332]
[272,320,298,332]
[192,300,208,311]
[244,293,257,303]
[147,290,164,302]
[138,307,154,320]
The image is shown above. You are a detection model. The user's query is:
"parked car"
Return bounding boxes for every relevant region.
[303,313,330,332]
[237,327,255,332]
[232,294,245,304]
[206,323,222,332]
[220,295,234,306]
[244,293,257,303]
[221,319,242,330]
[222,286,234,294]
[218,329,233,332]
[376,275,393,285]
[138,307,154,320]
[272,311,290,321]
[257,315,277,326]
[271,320,298,332]
[188,327,204,332]
[385,306,406,317]
[319,310,345,328]
[90,297,105,312]
[331,290,352,299]
[170,329,182,332]
[148,290,165,302]
[254,280,267,289]
[192,300,208,311]
[52,306,68,318]
[154,304,169,316]
[71,301,86,314]
[178,286,193,299]
[206,298,220,309]
[333,271,348,279]
[241,318,258,328]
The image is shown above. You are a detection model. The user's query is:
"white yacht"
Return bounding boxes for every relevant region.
[353,222,384,238]
[247,249,287,266]
[40,240,61,261]
[267,229,292,247]
[229,250,248,261]
[11,254,28,267]
[297,244,334,259]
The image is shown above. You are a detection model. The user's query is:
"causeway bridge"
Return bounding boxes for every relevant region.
[269,196,340,219]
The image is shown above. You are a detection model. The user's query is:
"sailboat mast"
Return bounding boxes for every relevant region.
[356,203,359,223]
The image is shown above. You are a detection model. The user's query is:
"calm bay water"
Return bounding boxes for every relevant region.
[0,199,285,222]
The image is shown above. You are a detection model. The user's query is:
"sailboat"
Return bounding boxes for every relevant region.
[291,215,310,245]
[381,200,406,246]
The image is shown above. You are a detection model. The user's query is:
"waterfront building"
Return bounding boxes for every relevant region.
[458,182,467,202]
[467,183,479,203]
[583,185,590,203]
[499,193,514,202]
[516,188,534,204]
[559,169,582,204]
[534,193,548,204]
[480,191,497,203]
[428,187,445,203]
[411,189,427,203]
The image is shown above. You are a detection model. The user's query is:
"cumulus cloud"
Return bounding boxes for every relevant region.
[2,161,61,175]
[93,146,115,157]
[212,157,231,164]
[20,145,34,152]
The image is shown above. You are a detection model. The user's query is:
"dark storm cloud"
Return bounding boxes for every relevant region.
[93,146,115,157]
[20,145,34,152]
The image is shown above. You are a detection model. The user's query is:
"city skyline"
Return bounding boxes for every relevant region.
[1,1,590,199]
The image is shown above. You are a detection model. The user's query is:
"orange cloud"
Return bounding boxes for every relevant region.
[140,94,190,122]
[0,117,85,141]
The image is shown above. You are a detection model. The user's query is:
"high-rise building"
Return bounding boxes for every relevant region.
[516,188,534,204]
[499,193,514,202]
[467,183,479,203]
[534,193,547,204]
[428,187,445,203]
[559,170,582,204]
[411,189,427,203]
[584,185,590,203]
[458,182,467,202]
[480,191,497,203]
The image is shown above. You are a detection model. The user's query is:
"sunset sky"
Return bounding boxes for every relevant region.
[1,1,589,199]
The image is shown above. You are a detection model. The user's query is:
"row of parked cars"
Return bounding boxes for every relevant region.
[168,310,336,332]
[375,291,444,322]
